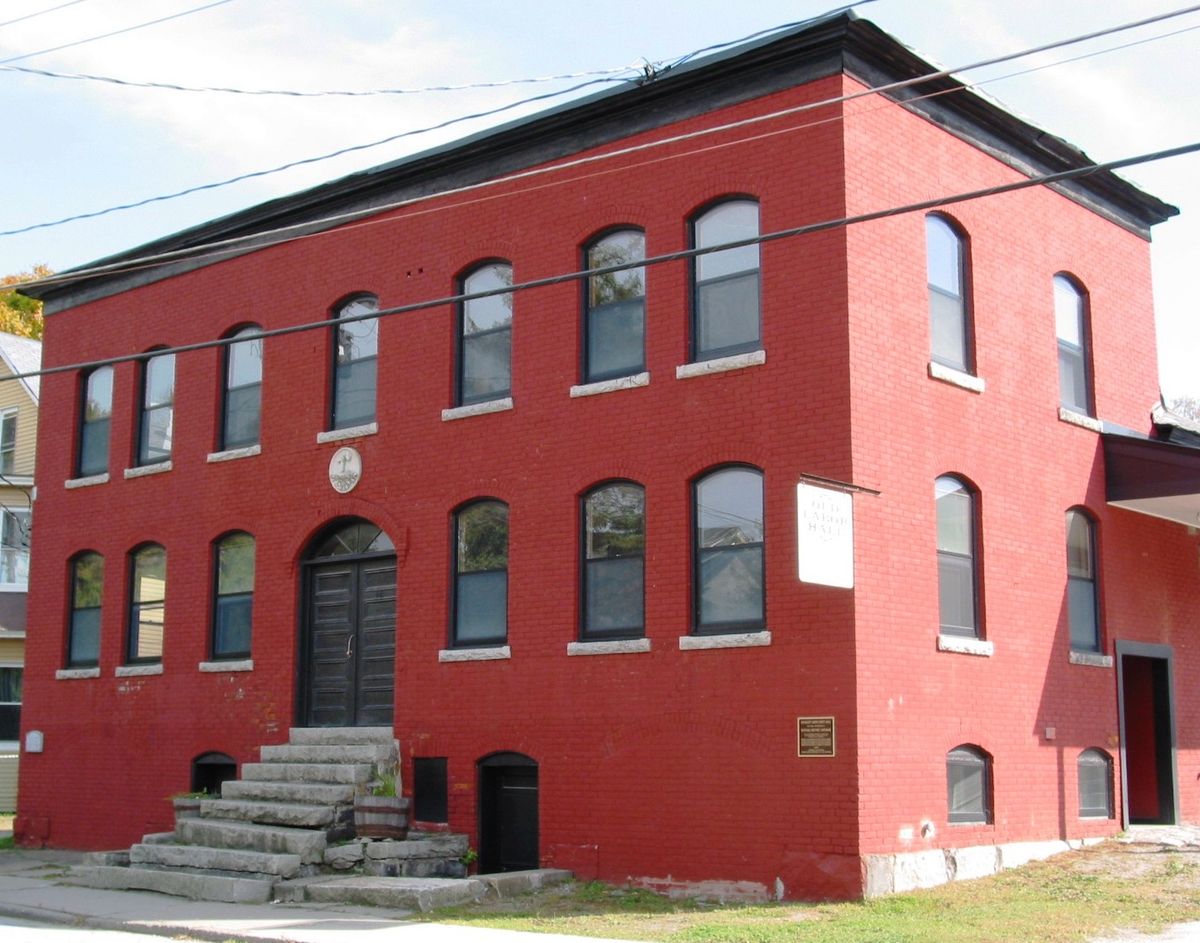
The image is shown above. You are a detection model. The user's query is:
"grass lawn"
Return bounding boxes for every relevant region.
[428,843,1200,942]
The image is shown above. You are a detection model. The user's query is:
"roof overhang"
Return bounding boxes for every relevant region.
[1103,432,1200,528]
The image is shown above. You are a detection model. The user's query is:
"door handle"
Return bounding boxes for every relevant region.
[346,635,354,658]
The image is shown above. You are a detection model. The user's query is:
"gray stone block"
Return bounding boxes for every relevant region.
[176,819,328,863]
[129,842,302,877]
[200,798,335,828]
[288,727,397,746]
[325,843,366,870]
[259,743,396,766]
[70,864,275,904]
[221,780,357,804]
[303,876,487,911]
[365,834,468,859]
[241,761,374,784]
[478,868,573,898]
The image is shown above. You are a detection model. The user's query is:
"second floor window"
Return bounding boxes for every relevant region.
[584,231,645,383]
[78,366,113,477]
[332,295,378,430]
[138,353,175,466]
[582,482,645,639]
[694,466,764,634]
[128,544,166,663]
[926,214,972,373]
[68,552,104,667]
[692,200,760,362]
[452,501,508,646]
[222,326,263,449]
[0,508,29,586]
[936,475,979,638]
[0,410,15,475]
[459,263,513,405]
[213,532,255,659]
[1055,275,1092,415]
[1066,509,1100,652]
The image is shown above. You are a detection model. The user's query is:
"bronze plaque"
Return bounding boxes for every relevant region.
[797,716,836,757]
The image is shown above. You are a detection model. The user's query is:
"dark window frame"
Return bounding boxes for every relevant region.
[136,350,175,467]
[925,213,975,374]
[689,197,762,363]
[450,499,509,648]
[220,324,263,451]
[936,474,982,639]
[582,228,646,384]
[692,464,765,636]
[211,531,255,661]
[1077,748,1114,819]
[126,542,166,665]
[67,551,104,668]
[580,480,646,641]
[1066,508,1101,654]
[1054,273,1094,416]
[456,261,514,407]
[329,293,379,431]
[77,365,113,478]
[946,744,992,824]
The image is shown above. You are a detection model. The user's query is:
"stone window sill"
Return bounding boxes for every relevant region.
[928,361,985,393]
[442,398,514,422]
[1058,408,1102,432]
[115,663,164,677]
[676,349,765,380]
[570,373,650,398]
[317,422,377,444]
[56,667,100,680]
[207,445,261,464]
[937,634,994,657]
[567,638,651,656]
[680,630,771,650]
[199,659,254,672]
[65,473,109,490]
[123,461,172,480]
[439,645,511,662]
[1069,650,1113,668]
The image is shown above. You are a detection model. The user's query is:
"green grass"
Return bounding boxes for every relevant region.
[427,847,1200,943]
[0,836,13,851]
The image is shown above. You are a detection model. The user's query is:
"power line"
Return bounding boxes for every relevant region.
[0,0,92,30]
[6,139,1197,386]
[6,2,1196,242]
[0,0,235,66]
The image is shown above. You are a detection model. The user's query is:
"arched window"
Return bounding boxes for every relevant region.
[947,745,991,824]
[691,199,760,362]
[128,544,166,663]
[1055,275,1092,415]
[212,532,255,660]
[77,366,112,477]
[1066,509,1100,653]
[137,351,174,466]
[68,551,104,667]
[221,326,263,450]
[331,294,378,430]
[1078,748,1114,818]
[582,482,645,639]
[458,263,513,405]
[936,475,979,639]
[584,230,645,383]
[452,501,509,646]
[926,215,972,373]
[694,466,764,634]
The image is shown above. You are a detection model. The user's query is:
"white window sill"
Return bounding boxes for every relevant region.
[570,373,650,398]
[1069,650,1113,668]
[56,667,99,680]
[680,630,771,650]
[937,634,994,657]
[65,473,109,489]
[115,663,163,677]
[1058,408,1102,432]
[928,361,985,393]
[442,398,514,422]
[199,659,254,672]
[676,349,766,380]
[567,638,651,656]
[0,583,27,593]
[317,422,377,444]
[124,461,172,480]
[207,445,261,464]
[439,645,511,662]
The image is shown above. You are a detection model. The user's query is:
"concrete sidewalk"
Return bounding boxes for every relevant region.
[0,848,632,943]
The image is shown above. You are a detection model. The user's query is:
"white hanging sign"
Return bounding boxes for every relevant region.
[796,482,854,588]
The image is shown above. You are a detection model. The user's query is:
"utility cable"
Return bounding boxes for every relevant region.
[6,1,1195,240]
[5,139,1197,385]
[0,0,92,31]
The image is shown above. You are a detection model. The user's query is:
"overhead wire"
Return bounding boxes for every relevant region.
[15,2,1200,287]
[5,138,1198,386]
[0,0,93,31]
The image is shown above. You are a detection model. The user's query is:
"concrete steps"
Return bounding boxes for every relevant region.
[220,780,357,804]
[259,743,395,766]
[240,762,374,784]
[176,818,328,864]
[70,863,276,904]
[129,842,303,877]
[199,797,338,828]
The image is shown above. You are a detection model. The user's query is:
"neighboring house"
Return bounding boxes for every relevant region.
[12,12,1199,899]
[0,332,38,811]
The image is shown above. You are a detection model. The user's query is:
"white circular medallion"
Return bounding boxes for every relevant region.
[328,446,363,494]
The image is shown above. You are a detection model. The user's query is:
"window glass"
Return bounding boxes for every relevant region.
[69,552,104,667]
[694,201,760,361]
[0,666,20,703]
[947,746,990,824]
[695,468,764,632]
[460,264,513,404]
[333,296,378,429]
[129,545,166,662]
[413,757,449,823]
[926,216,969,372]
[586,231,645,382]
[214,533,254,659]
[79,366,113,477]
[0,411,15,475]
[223,327,263,449]
[936,477,977,638]
[1066,510,1100,652]
[0,508,30,585]
[583,483,645,638]
[314,521,394,557]
[1078,749,1113,818]
[1055,276,1090,414]
[139,353,175,465]
[453,501,508,645]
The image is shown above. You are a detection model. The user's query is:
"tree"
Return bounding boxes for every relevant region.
[0,264,51,340]
[1169,396,1200,422]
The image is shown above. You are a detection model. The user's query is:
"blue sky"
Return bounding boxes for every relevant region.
[1,0,1197,398]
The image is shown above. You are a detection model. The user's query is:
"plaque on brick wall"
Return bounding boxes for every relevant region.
[797,716,836,757]
[329,446,363,494]
[796,482,854,588]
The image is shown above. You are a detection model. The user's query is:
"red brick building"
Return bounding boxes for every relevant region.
[14,13,1197,899]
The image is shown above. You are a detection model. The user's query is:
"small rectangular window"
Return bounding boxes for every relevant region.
[413,757,448,823]
[0,665,20,740]
[0,508,30,586]
[0,411,16,475]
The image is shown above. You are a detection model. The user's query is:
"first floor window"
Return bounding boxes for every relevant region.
[947,745,991,824]
[213,532,255,659]
[128,544,166,662]
[1078,749,1113,818]
[936,475,979,638]
[1066,509,1100,652]
[453,501,508,645]
[0,410,15,475]
[68,552,104,667]
[413,757,449,823]
[582,482,645,639]
[0,507,30,586]
[694,466,764,633]
[0,665,20,741]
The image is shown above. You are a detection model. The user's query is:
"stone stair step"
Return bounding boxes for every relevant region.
[67,864,275,904]
[200,798,336,828]
[302,875,488,911]
[259,743,396,765]
[130,842,302,877]
[176,818,328,863]
[477,868,575,899]
[241,761,374,784]
[288,726,397,746]
[220,780,357,804]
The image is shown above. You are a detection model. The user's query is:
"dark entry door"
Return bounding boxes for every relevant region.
[479,754,539,873]
[1119,648,1177,825]
[305,556,396,727]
